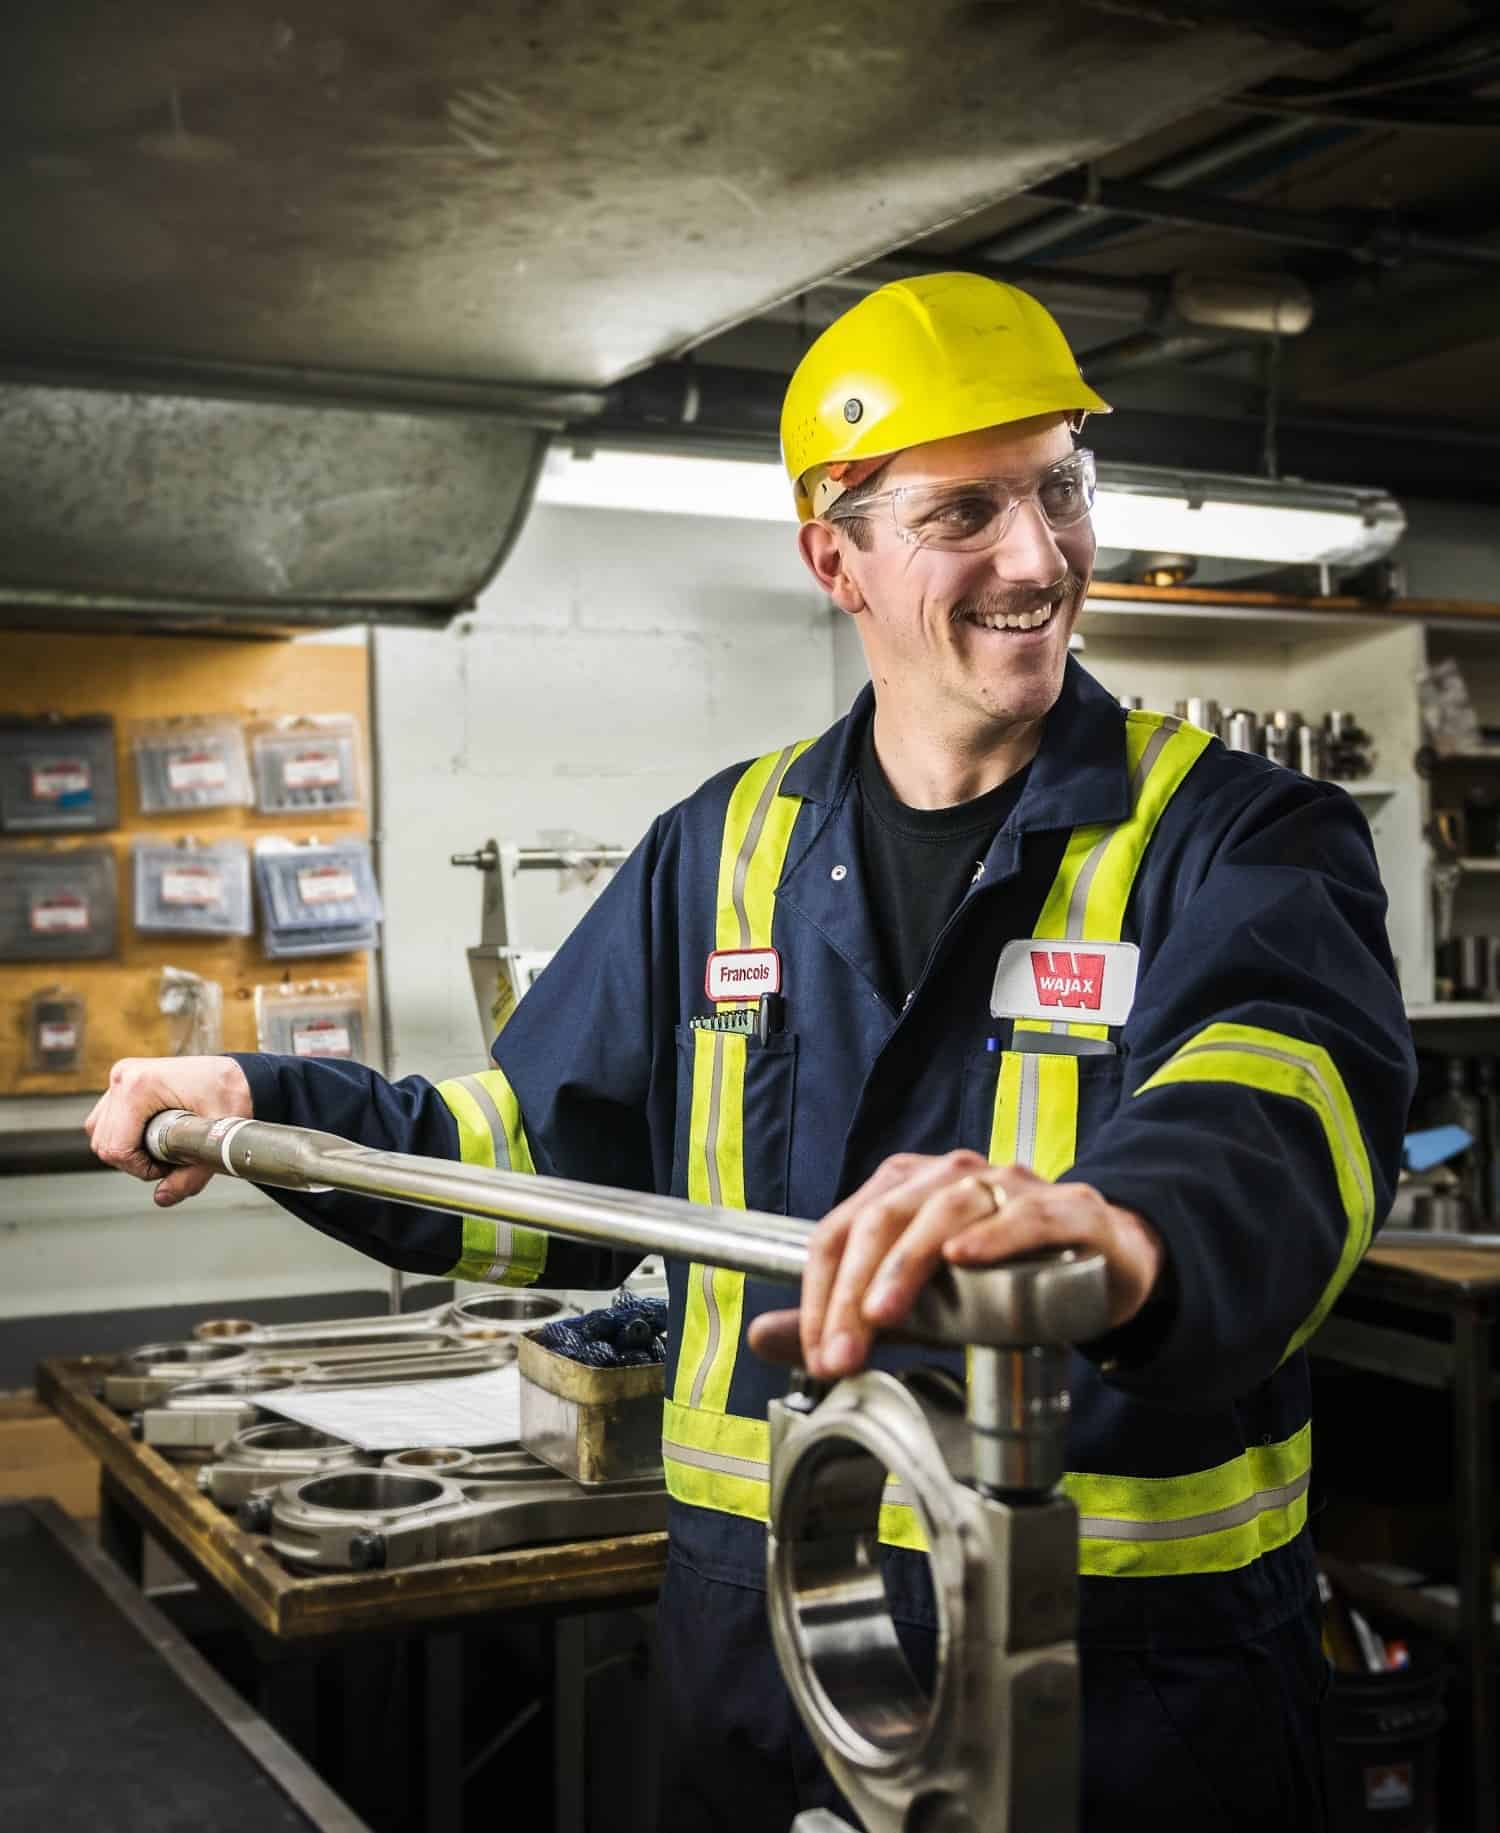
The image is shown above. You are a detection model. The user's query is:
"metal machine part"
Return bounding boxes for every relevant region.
[198,1421,368,1513]
[448,1289,580,1342]
[192,1309,460,1346]
[768,1252,1109,1833]
[144,1110,1093,1350]
[104,1339,258,1410]
[135,1374,299,1453]
[267,1460,668,1572]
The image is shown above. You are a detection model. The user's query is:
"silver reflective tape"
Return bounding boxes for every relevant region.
[689,1263,721,1411]
[1015,1051,1040,1169]
[456,1074,512,1173]
[731,744,799,948]
[662,1439,768,1483]
[662,1438,912,1502]
[1075,1468,1309,1544]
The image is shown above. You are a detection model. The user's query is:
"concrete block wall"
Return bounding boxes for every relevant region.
[374,504,836,1086]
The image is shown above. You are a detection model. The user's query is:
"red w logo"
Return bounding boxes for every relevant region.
[1030,950,1105,1010]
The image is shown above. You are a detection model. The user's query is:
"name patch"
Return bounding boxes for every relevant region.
[990,938,1139,1027]
[705,947,781,1002]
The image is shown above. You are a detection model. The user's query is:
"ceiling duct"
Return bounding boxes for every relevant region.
[0,383,545,635]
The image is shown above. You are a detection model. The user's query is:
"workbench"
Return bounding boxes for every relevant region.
[1312,1242,1499,1833]
[38,1356,669,1833]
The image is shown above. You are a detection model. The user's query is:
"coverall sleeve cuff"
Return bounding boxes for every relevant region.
[226,1051,291,1123]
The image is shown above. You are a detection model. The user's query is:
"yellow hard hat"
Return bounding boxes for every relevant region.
[781,271,1112,522]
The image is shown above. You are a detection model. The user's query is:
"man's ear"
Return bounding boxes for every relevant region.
[797,520,868,616]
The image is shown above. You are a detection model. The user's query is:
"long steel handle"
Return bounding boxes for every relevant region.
[143,1111,1110,1349]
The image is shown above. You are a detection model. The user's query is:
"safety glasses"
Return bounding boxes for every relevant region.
[828,449,1096,552]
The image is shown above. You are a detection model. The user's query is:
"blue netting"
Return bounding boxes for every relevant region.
[533,1295,669,1368]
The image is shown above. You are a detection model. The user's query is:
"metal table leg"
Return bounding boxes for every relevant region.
[1454,1304,1495,1833]
[421,1629,465,1833]
[97,1467,144,1585]
[553,1615,587,1833]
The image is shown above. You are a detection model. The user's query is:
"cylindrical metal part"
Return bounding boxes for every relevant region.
[965,1345,1072,1495]
[1118,694,1143,711]
[1224,709,1260,753]
[1295,724,1325,779]
[1183,698,1223,738]
[1263,720,1295,768]
[1170,270,1314,337]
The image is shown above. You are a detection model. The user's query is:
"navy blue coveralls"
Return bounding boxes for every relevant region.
[234,660,1415,1829]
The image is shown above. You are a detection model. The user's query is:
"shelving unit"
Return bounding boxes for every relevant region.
[1080,591,1432,1006]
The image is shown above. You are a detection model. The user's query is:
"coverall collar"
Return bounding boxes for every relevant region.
[780,655,1131,835]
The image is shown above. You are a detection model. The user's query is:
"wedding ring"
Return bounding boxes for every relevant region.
[962,1173,1008,1216]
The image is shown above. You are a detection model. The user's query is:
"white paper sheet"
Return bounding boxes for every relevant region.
[251,1365,521,1451]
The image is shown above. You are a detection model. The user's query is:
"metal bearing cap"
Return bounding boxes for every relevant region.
[766,1368,1082,1833]
[104,1339,258,1411]
[269,1468,470,1571]
[448,1288,580,1346]
[198,1420,366,1512]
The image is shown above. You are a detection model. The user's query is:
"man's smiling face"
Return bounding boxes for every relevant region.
[833,413,1096,732]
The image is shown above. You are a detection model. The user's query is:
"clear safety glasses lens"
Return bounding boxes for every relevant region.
[889,452,1096,552]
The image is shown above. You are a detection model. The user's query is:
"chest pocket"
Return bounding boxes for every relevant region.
[962,1046,1125,1179]
[673,1025,798,1215]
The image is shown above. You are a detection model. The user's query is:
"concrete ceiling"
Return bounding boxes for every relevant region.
[0,1,1330,391]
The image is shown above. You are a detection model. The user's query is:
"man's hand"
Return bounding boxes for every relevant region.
[746,1149,1164,1376]
[85,1056,253,1207]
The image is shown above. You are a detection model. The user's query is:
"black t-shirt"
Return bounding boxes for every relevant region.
[857,716,1030,1009]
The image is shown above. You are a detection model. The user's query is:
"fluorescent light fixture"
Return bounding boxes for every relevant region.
[1090,464,1406,568]
[535,445,1406,569]
[534,445,794,522]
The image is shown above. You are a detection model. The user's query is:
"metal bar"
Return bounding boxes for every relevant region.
[1022,174,1500,268]
[513,848,631,871]
[0,1127,107,1176]
[146,1110,812,1283]
[142,1111,1107,1349]
[1376,1227,1500,1250]
[1453,1304,1496,1833]
[1307,1314,1458,1391]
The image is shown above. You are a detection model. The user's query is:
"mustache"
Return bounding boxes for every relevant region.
[950,570,1085,623]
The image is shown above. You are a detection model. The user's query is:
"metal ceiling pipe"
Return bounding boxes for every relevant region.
[1079,332,1234,384]
[1022,173,1500,269]
[976,117,1336,264]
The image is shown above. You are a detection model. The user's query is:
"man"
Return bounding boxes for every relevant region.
[90,273,1414,1829]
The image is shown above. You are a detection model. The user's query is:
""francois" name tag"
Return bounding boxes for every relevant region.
[705,947,782,1003]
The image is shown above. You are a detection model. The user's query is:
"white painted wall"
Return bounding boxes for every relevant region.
[374,504,835,1085]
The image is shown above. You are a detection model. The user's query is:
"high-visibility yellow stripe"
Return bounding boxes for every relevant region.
[991,711,1210,1167]
[676,740,812,1416]
[986,1050,1077,1176]
[1134,1022,1375,1359]
[1032,1054,1080,1180]
[660,1400,926,1548]
[1015,714,1210,1046]
[1066,1423,1310,1577]
[663,1401,1309,1574]
[436,1070,546,1286]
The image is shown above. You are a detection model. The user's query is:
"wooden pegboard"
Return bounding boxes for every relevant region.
[1,630,373,1096]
